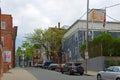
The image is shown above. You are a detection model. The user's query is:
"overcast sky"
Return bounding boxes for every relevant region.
[1,0,120,48]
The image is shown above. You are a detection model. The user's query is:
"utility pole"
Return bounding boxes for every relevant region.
[85,0,89,74]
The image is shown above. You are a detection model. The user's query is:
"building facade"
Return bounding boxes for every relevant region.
[0,9,3,78]
[1,14,17,73]
[62,20,120,62]
[32,49,42,66]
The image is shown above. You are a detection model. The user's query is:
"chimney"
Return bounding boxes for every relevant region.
[58,22,60,29]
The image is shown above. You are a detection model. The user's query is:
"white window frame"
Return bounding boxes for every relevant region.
[1,21,6,29]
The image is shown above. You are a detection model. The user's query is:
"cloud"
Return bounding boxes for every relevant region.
[1,0,120,48]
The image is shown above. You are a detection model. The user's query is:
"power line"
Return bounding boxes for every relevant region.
[79,11,86,19]
[105,2,120,9]
[79,9,92,19]
[79,2,120,20]
[106,14,120,22]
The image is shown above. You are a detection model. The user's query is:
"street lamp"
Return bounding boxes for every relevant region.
[22,50,24,67]
[22,48,25,67]
[85,0,89,74]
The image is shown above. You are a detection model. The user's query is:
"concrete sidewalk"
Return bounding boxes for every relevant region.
[86,70,98,76]
[1,67,37,80]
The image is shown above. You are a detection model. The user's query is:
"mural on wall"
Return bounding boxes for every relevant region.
[4,51,11,62]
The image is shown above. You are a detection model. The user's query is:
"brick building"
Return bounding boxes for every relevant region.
[33,49,42,66]
[1,14,17,73]
[0,9,3,78]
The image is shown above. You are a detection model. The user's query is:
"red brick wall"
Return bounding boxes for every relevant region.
[1,14,15,73]
[0,49,3,78]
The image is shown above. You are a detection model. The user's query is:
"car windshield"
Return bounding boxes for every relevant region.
[38,62,42,64]
[74,63,81,66]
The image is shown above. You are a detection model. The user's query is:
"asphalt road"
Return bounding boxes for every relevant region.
[25,67,96,80]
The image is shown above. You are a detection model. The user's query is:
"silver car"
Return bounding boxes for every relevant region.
[97,66,120,80]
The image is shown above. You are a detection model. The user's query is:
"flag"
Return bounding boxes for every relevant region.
[103,9,106,27]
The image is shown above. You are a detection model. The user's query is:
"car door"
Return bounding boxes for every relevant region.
[63,63,69,72]
[101,67,114,80]
[110,67,120,80]
[105,67,120,80]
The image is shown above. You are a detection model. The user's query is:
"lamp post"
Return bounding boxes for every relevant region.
[85,0,89,74]
[22,51,24,67]
[22,48,25,68]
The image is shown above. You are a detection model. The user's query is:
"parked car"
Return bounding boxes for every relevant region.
[97,66,120,80]
[61,62,84,75]
[55,63,65,72]
[48,63,58,70]
[34,62,42,67]
[42,60,53,69]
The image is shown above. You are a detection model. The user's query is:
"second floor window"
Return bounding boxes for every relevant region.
[1,36,4,46]
[1,21,6,29]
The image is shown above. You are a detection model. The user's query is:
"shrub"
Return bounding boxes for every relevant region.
[107,59,119,67]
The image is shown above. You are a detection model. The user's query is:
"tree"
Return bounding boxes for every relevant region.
[80,33,120,58]
[17,41,35,66]
[25,29,50,59]
[22,41,35,66]
[25,28,66,63]
[45,28,66,63]
[16,46,23,66]
[109,38,120,56]
[17,46,22,57]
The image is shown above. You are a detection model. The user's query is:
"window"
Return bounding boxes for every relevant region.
[1,36,4,46]
[1,21,6,29]
[106,67,114,72]
[113,67,120,72]
[75,33,78,42]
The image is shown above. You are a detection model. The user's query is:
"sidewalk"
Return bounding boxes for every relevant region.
[1,67,37,80]
[85,70,98,76]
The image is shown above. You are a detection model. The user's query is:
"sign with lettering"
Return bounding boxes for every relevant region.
[4,51,11,62]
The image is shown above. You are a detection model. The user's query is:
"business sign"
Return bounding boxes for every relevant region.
[4,51,11,62]
[89,9,105,22]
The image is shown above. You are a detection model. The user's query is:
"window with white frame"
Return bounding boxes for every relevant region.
[1,21,6,29]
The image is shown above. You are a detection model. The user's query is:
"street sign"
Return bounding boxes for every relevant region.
[85,51,89,59]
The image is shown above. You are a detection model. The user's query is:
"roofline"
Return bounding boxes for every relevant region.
[2,14,12,16]
[65,19,120,34]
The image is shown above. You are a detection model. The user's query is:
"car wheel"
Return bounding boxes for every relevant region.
[116,78,120,80]
[68,70,73,75]
[97,74,102,80]
[78,67,84,75]
[61,70,64,74]
[80,72,84,75]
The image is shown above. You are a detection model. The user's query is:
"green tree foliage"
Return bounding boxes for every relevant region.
[107,59,119,67]
[22,41,35,58]
[17,41,35,66]
[17,41,35,58]
[80,33,120,58]
[25,28,66,63]
[25,29,44,44]
[16,46,22,57]
[45,28,66,63]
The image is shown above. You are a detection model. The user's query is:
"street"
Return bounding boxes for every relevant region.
[25,67,96,80]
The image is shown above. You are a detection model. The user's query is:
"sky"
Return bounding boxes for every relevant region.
[1,0,120,48]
